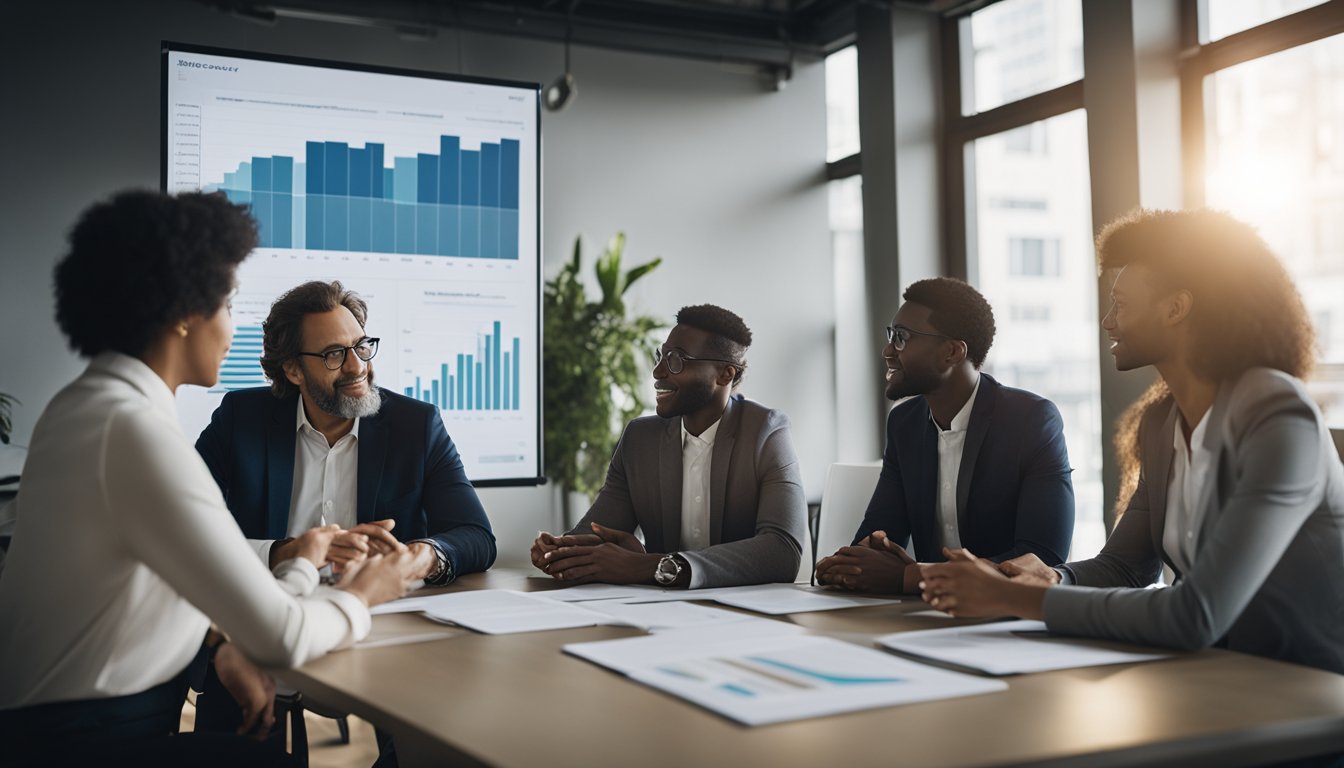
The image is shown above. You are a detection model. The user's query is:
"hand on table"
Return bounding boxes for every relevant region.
[337,545,418,608]
[997,553,1063,587]
[918,547,1047,619]
[815,530,918,594]
[541,523,656,585]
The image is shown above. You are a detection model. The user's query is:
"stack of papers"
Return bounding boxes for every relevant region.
[564,624,1006,725]
[370,589,767,635]
[877,619,1172,675]
[368,583,903,636]
[373,590,618,634]
[540,582,902,613]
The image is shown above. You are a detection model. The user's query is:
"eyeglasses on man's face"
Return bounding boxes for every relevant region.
[885,325,953,352]
[297,337,380,370]
[652,347,745,375]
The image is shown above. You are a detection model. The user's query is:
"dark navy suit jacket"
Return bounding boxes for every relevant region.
[852,373,1074,565]
[195,387,496,578]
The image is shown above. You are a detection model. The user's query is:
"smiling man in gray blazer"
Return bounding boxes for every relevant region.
[531,305,806,589]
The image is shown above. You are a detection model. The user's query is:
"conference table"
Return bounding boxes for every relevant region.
[274,569,1344,767]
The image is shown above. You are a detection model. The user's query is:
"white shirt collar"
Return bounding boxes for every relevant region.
[930,373,982,433]
[681,417,721,448]
[1172,409,1210,456]
[90,352,178,421]
[296,395,360,440]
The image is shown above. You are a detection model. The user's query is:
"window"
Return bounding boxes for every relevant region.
[1205,0,1330,41]
[965,0,1084,114]
[1008,237,1061,276]
[825,46,860,162]
[1003,123,1047,154]
[1200,22,1344,425]
[1010,304,1053,322]
[949,0,1099,559]
[969,109,1105,560]
[824,45,874,460]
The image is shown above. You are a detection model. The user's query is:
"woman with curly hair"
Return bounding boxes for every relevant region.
[0,191,416,766]
[918,208,1344,677]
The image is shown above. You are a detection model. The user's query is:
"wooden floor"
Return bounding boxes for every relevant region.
[180,691,380,767]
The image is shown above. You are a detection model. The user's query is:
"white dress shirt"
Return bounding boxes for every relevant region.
[287,400,360,536]
[933,375,981,551]
[680,418,720,588]
[1162,410,1212,576]
[0,353,370,709]
[248,400,361,565]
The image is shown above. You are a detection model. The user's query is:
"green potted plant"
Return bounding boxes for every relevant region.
[544,233,662,525]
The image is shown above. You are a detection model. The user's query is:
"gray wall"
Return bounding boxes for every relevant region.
[0,1,835,567]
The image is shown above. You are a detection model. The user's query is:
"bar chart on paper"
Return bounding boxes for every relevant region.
[205,135,521,260]
[403,321,522,412]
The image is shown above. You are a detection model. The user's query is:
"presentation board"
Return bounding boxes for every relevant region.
[163,42,542,485]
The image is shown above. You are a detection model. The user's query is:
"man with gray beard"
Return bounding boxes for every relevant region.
[196,280,495,583]
[192,280,495,756]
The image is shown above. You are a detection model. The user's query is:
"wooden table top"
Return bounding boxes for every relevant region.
[275,569,1344,768]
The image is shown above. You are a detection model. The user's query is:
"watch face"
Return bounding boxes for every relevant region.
[655,556,679,585]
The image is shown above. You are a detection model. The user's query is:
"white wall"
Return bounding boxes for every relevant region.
[0,0,835,567]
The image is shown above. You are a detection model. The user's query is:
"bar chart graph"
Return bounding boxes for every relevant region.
[404,321,522,412]
[168,44,541,482]
[208,134,521,260]
[216,325,268,391]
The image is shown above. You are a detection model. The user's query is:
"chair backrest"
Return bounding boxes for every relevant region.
[810,462,883,584]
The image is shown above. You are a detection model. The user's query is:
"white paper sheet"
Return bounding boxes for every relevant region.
[877,619,1172,675]
[564,628,1006,726]
[708,585,902,615]
[579,600,755,631]
[394,590,621,634]
[533,584,669,602]
[368,594,450,615]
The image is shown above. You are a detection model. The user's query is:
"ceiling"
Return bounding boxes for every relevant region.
[197,0,992,70]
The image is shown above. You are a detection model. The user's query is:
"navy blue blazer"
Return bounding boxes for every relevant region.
[852,373,1074,565]
[195,387,496,579]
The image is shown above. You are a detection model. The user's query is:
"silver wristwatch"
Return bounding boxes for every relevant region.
[654,553,683,586]
[412,539,453,585]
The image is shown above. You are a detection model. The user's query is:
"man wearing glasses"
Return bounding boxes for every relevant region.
[531,304,806,589]
[194,280,495,583]
[193,279,493,756]
[815,277,1073,594]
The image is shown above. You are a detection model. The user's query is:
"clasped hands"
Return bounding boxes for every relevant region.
[530,523,660,585]
[815,530,920,594]
[269,518,438,582]
[916,549,1058,619]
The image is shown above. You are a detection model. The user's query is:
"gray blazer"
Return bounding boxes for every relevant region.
[1046,368,1344,673]
[567,395,806,588]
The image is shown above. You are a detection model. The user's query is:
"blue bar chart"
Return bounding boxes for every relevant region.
[216,325,268,391]
[404,321,521,412]
[208,134,521,260]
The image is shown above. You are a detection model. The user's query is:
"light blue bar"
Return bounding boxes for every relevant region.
[457,354,466,410]
[440,364,449,412]
[393,157,418,203]
[513,337,521,410]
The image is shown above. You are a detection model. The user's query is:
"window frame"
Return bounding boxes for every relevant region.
[1179,0,1344,208]
[941,8,1085,282]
